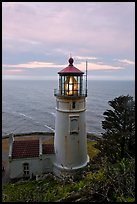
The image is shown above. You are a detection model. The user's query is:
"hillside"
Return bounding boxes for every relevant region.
[2,135,135,202]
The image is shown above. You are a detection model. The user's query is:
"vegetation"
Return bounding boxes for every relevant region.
[87,140,100,159]
[95,95,135,163]
[2,95,135,202]
[2,157,135,202]
[92,95,135,201]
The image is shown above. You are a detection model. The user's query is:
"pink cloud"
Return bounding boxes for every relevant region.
[75,56,98,60]
[3,60,123,72]
[118,59,135,65]
[3,69,23,74]
[75,62,123,71]
[3,61,64,69]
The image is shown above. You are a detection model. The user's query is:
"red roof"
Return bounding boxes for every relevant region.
[42,144,54,154]
[12,140,39,159]
[12,140,55,159]
[58,57,84,74]
[58,65,84,74]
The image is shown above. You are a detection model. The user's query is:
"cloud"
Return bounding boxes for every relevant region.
[3,60,123,72]
[2,69,23,74]
[75,56,98,60]
[76,62,123,71]
[3,61,64,69]
[118,59,135,65]
[2,2,135,80]
[2,2,135,56]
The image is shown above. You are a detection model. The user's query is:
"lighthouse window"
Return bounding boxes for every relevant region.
[61,76,65,95]
[72,102,75,109]
[70,116,79,134]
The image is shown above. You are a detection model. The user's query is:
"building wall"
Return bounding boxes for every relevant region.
[9,155,55,179]
[41,154,55,173]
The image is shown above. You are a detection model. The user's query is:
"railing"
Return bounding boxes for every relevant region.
[54,89,87,97]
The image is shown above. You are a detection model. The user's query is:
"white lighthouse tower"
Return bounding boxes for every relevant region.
[54,57,89,176]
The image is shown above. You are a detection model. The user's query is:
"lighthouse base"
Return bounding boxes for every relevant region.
[53,155,89,178]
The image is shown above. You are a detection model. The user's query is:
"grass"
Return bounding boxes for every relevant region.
[2,168,100,202]
[87,140,100,159]
[2,139,9,152]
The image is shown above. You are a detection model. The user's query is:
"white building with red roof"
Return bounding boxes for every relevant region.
[9,135,54,179]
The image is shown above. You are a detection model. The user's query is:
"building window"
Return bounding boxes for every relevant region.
[23,163,29,177]
[70,116,79,134]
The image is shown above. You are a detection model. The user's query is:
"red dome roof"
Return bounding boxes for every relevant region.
[58,58,84,75]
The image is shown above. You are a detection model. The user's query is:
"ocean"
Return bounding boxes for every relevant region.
[2,80,135,137]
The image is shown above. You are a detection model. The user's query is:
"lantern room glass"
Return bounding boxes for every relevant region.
[59,75,83,96]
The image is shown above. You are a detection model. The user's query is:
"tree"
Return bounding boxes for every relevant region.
[96,95,135,163]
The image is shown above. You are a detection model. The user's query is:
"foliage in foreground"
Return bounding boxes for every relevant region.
[96,95,135,163]
[2,156,135,202]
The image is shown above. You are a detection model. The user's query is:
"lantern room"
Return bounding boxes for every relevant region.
[55,57,87,97]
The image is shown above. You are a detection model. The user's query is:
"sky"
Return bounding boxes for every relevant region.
[2,2,135,80]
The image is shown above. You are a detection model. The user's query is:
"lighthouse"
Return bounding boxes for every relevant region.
[54,57,89,176]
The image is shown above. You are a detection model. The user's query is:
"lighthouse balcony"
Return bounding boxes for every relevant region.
[54,89,87,98]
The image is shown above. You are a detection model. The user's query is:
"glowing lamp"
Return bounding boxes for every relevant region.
[65,76,78,96]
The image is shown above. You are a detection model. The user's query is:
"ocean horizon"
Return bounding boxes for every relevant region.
[2,79,135,137]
